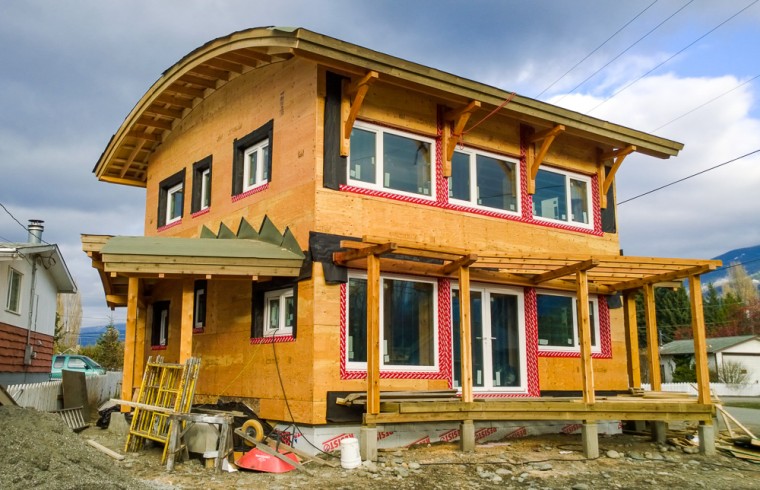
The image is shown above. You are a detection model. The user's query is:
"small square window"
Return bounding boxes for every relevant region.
[157,170,185,228]
[6,268,22,313]
[191,156,212,213]
[244,139,270,192]
[233,120,274,197]
[533,168,592,228]
[263,288,294,336]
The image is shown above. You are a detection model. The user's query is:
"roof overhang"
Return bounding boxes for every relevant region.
[1,243,77,293]
[94,26,684,187]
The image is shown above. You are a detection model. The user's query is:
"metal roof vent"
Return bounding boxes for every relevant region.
[28,219,44,244]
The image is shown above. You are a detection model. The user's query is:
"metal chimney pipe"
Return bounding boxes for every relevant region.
[27,219,44,244]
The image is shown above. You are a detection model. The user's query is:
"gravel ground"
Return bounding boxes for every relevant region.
[2,405,759,489]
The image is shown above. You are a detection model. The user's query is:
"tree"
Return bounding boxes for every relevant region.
[93,322,124,371]
[710,360,751,384]
[723,262,758,304]
[54,292,82,353]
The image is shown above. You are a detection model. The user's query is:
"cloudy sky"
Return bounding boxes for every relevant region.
[1,0,759,328]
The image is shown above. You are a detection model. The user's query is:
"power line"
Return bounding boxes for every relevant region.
[618,148,760,205]
[534,0,659,99]
[588,0,759,113]
[0,200,51,245]
[553,0,693,104]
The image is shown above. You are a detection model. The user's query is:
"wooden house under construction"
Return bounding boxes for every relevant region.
[83,27,721,458]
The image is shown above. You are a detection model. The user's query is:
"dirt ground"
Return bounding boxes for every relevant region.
[2,405,759,489]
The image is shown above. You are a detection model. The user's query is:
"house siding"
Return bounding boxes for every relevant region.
[0,321,54,383]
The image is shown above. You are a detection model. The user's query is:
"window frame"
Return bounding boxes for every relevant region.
[157,169,186,228]
[263,288,295,337]
[191,156,212,213]
[166,182,183,225]
[5,267,22,314]
[345,271,439,373]
[232,120,274,197]
[347,121,436,201]
[193,280,207,332]
[532,167,593,229]
[536,291,600,354]
[151,301,170,349]
[448,147,521,216]
[243,139,270,192]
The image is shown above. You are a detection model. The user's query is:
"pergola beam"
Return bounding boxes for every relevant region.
[333,242,396,264]
[531,259,598,284]
[439,253,478,276]
[611,264,715,292]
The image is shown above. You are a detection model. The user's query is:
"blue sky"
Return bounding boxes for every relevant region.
[1,0,759,327]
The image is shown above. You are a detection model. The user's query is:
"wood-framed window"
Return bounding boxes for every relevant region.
[449,148,520,215]
[452,283,527,392]
[151,301,170,349]
[263,288,295,337]
[533,167,592,228]
[251,278,298,340]
[6,267,22,314]
[346,272,438,371]
[348,122,435,200]
[536,291,599,353]
[157,169,186,228]
[193,280,207,332]
[232,120,274,197]
[191,156,212,213]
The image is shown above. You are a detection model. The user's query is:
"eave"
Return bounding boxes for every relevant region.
[94,26,684,187]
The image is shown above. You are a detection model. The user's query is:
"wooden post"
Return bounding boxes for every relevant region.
[576,270,595,404]
[623,290,642,389]
[643,283,661,391]
[458,265,473,403]
[179,278,194,363]
[134,293,147,388]
[689,275,712,404]
[122,277,139,411]
[366,254,381,415]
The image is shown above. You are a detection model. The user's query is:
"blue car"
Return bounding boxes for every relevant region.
[50,354,107,379]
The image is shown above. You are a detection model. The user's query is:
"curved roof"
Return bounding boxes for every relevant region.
[94,26,684,187]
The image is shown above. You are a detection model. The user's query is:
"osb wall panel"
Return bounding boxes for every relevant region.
[143,57,320,249]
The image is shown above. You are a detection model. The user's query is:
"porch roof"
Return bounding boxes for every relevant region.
[334,237,722,294]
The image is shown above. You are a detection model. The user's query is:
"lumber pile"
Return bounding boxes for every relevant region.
[715,404,760,463]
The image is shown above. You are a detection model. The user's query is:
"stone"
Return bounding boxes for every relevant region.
[627,451,645,460]
[496,468,512,476]
[645,452,664,461]
[572,484,590,490]
[688,459,701,466]
[533,463,553,471]
[408,462,420,470]
[395,467,409,478]
[683,446,699,454]
[606,450,621,459]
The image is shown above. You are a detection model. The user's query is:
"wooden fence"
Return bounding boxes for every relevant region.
[5,371,123,412]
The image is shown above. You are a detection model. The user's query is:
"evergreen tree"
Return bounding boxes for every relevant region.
[94,322,124,371]
[703,283,728,335]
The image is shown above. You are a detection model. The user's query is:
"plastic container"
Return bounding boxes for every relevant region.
[340,437,362,469]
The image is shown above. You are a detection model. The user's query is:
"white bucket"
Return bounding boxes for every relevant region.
[340,437,361,469]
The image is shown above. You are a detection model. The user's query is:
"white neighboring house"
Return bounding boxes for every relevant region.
[660,335,760,384]
[0,220,77,385]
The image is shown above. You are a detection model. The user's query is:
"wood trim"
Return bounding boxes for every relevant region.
[643,283,661,391]
[526,124,565,194]
[689,275,711,404]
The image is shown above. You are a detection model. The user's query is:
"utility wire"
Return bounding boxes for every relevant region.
[618,148,760,205]
[553,0,693,104]
[588,0,760,113]
[0,201,50,245]
[535,0,659,99]
[650,74,760,132]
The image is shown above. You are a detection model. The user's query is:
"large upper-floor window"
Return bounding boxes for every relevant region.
[348,122,434,199]
[157,169,186,228]
[191,156,212,213]
[6,267,22,313]
[533,167,592,228]
[233,120,274,197]
[346,272,437,370]
[450,149,520,214]
[536,292,599,353]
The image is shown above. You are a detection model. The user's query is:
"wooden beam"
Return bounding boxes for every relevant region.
[366,253,381,416]
[179,278,194,363]
[179,74,218,89]
[105,294,128,306]
[531,259,598,284]
[598,145,636,209]
[188,64,229,80]
[143,104,185,120]
[154,94,195,109]
[334,242,396,264]
[623,290,642,389]
[612,264,715,292]
[577,270,595,404]
[126,130,163,142]
[643,283,661,391]
[165,83,205,99]
[340,71,379,156]
[689,275,711,405]
[121,277,139,412]
[202,57,244,74]
[442,100,481,177]
[440,254,478,276]
[459,265,474,403]
[136,116,173,131]
[527,125,565,194]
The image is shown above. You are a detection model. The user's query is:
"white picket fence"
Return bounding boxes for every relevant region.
[641,382,760,397]
[5,371,123,411]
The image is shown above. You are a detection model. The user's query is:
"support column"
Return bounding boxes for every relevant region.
[179,278,194,363]
[698,421,716,455]
[360,425,377,461]
[651,421,667,444]
[643,283,661,390]
[689,275,711,405]
[623,290,642,389]
[133,299,147,387]
[366,254,381,416]
[121,277,139,411]
[576,270,595,404]
[458,265,473,403]
[460,420,475,452]
[581,421,599,458]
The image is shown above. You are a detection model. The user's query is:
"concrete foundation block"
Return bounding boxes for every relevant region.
[651,421,668,444]
[582,422,599,459]
[460,420,475,452]
[107,412,131,437]
[359,426,377,462]
[185,422,219,453]
[698,422,716,456]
